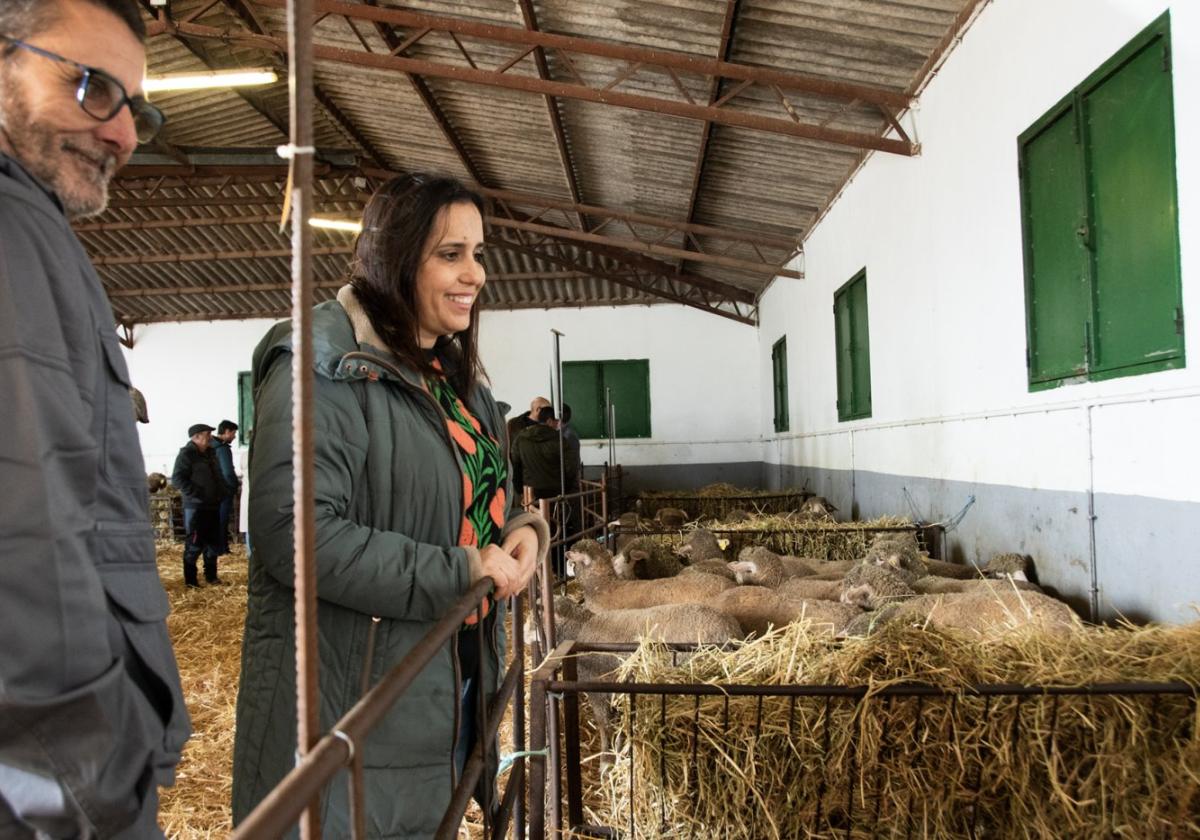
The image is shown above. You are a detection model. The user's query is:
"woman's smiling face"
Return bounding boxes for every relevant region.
[413,201,486,349]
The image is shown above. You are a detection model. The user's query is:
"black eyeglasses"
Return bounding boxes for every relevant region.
[0,35,166,144]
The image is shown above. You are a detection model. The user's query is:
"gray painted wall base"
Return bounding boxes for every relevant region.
[764,463,1200,626]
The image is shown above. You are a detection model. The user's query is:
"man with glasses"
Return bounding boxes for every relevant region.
[0,1,189,838]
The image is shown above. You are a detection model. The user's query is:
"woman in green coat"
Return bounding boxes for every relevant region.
[231,174,548,838]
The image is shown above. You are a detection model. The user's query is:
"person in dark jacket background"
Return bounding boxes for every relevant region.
[211,419,239,555]
[171,423,230,586]
[512,405,579,500]
[232,173,548,837]
[0,0,189,835]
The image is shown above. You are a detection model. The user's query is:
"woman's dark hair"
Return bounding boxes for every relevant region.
[349,173,489,396]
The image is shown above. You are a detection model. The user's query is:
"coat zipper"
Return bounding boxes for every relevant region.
[360,616,382,697]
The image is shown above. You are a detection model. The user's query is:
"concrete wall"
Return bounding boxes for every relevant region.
[758,0,1200,623]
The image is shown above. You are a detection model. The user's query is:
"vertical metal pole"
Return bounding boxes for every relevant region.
[286,0,319,837]
[512,595,526,839]
[551,330,566,500]
[1085,405,1100,622]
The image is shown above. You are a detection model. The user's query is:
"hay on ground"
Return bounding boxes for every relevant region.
[583,619,1200,839]
[638,486,811,519]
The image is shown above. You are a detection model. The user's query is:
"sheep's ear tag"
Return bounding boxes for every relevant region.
[717,539,730,550]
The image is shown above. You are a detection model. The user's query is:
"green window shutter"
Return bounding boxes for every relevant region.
[563,361,604,439]
[834,290,853,421]
[601,360,651,438]
[1021,107,1090,384]
[237,370,254,445]
[1083,31,1183,375]
[1019,12,1183,389]
[772,337,788,433]
[835,271,871,421]
[849,275,872,418]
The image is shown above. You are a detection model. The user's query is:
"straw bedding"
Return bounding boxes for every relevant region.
[157,540,246,838]
[585,619,1200,839]
[638,484,810,519]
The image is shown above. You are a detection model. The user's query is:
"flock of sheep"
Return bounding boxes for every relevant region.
[533,501,1082,759]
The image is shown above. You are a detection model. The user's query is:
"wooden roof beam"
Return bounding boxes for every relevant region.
[152,14,917,155]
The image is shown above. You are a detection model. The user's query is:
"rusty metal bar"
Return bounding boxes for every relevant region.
[512,594,527,838]
[432,647,524,839]
[232,579,495,839]
[561,652,584,831]
[92,246,352,266]
[489,216,802,279]
[495,237,756,326]
[151,15,916,154]
[249,0,914,110]
[527,641,573,840]
[286,0,320,836]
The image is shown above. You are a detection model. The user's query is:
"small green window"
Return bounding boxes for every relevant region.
[1019,12,1183,390]
[237,370,254,446]
[834,270,871,422]
[771,336,789,433]
[563,359,651,439]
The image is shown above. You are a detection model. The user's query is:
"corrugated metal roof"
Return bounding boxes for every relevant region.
[80,0,985,325]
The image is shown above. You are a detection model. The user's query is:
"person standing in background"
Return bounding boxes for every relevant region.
[0,0,190,834]
[210,419,239,555]
[171,423,230,586]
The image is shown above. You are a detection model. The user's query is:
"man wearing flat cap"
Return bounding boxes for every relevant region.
[171,423,232,586]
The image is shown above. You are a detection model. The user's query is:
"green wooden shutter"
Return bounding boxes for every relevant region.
[237,370,253,445]
[772,337,788,433]
[834,290,853,421]
[849,275,872,418]
[602,360,651,439]
[563,361,604,439]
[1021,107,1090,384]
[1083,31,1183,375]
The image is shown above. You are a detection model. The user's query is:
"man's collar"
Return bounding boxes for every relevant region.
[0,152,66,215]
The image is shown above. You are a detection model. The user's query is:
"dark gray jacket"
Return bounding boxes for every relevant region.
[171,440,230,509]
[0,154,191,838]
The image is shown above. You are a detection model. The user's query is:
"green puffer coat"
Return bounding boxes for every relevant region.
[231,287,547,838]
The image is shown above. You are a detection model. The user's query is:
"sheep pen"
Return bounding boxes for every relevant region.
[552,619,1200,839]
[637,483,812,520]
[613,514,924,565]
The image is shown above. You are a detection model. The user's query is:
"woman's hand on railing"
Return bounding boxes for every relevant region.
[479,540,531,600]
[500,525,539,594]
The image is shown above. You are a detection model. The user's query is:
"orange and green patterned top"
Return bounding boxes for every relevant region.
[425,360,507,552]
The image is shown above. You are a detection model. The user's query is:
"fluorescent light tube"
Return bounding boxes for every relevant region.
[143,69,279,93]
[309,217,363,233]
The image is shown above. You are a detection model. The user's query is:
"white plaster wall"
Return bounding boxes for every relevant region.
[760,0,1199,498]
[121,304,761,475]
[479,305,762,467]
[121,319,274,474]
[757,0,1200,621]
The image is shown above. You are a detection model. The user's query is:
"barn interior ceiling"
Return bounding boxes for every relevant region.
[87,0,986,329]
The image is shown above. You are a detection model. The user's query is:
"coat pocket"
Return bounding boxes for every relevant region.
[97,563,191,779]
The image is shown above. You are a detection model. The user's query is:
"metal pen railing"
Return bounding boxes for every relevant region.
[528,640,1199,839]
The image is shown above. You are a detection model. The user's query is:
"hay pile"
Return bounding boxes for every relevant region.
[157,541,247,838]
[617,515,917,564]
[591,620,1200,839]
[638,485,810,519]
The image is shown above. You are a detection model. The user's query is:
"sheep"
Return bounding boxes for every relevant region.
[913,577,1042,596]
[891,590,1080,639]
[776,577,845,602]
[799,495,838,519]
[727,546,815,588]
[723,508,752,523]
[839,563,917,610]
[675,528,727,563]
[566,540,734,610]
[612,537,683,580]
[654,506,689,530]
[712,587,861,637]
[679,560,738,580]
[539,595,743,760]
[865,533,929,578]
[147,472,168,493]
[983,552,1034,582]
